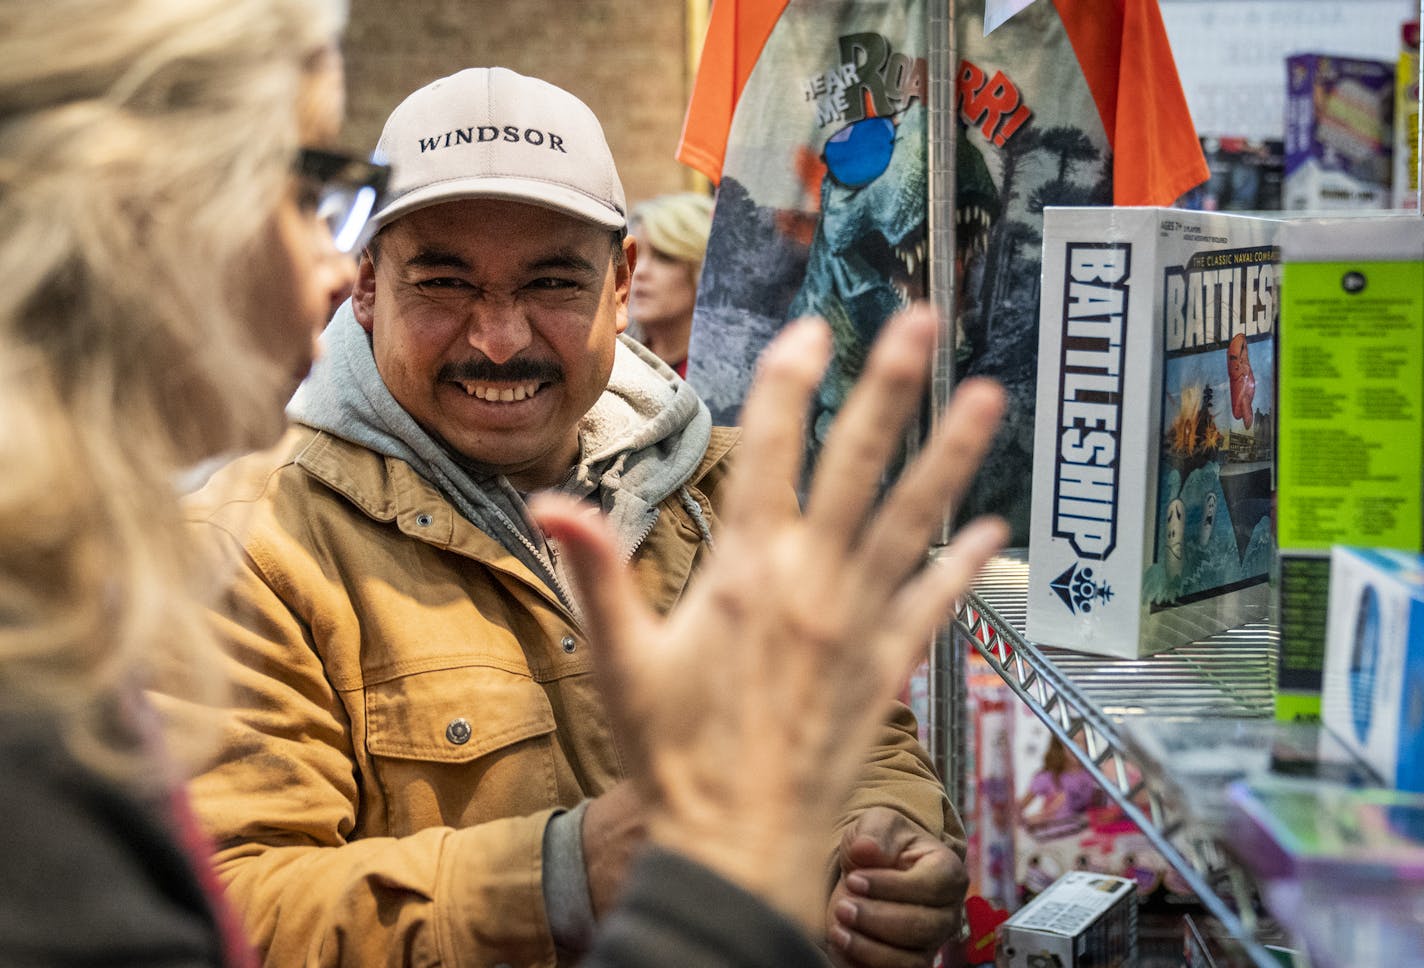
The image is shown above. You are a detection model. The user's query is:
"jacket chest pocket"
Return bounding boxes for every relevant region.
[363,665,560,835]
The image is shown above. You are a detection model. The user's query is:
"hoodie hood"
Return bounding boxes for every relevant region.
[573,334,712,552]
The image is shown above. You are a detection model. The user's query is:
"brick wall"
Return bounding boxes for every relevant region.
[343,0,703,208]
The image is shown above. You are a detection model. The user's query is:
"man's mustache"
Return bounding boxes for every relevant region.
[439,358,564,384]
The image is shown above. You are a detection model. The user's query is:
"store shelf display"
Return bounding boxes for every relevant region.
[950,550,1290,968]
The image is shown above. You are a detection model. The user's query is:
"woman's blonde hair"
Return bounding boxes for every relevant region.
[629,191,715,281]
[0,0,346,780]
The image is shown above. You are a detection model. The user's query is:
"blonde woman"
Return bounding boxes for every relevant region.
[0,0,381,962]
[627,191,714,377]
[0,2,1004,964]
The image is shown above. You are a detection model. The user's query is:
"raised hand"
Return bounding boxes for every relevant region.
[530,303,1007,934]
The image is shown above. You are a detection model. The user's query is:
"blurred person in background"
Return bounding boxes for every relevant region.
[627,190,713,378]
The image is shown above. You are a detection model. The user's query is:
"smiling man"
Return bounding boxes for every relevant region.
[179,67,968,968]
[358,199,630,490]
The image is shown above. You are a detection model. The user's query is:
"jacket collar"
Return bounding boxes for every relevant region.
[294,430,554,602]
[291,426,737,616]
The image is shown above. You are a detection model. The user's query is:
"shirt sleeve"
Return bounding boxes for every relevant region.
[676,0,790,184]
[1053,0,1209,205]
[584,848,827,968]
[542,801,596,951]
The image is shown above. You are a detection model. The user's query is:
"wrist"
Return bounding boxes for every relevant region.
[647,812,830,934]
[542,802,596,951]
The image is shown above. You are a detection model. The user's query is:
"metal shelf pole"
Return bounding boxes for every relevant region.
[925,0,962,800]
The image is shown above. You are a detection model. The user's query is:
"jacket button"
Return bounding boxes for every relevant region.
[445,718,472,745]
[416,513,433,527]
[560,635,577,654]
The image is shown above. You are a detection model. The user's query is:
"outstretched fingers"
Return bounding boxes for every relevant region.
[720,317,832,536]
[802,304,941,548]
[853,376,1007,597]
[882,515,1008,682]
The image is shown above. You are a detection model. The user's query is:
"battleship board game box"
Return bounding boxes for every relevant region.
[1027,207,1279,659]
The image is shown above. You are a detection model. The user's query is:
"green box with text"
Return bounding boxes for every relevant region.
[1276,216,1424,720]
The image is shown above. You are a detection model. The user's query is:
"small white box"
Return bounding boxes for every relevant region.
[1321,546,1424,791]
[998,870,1137,968]
[1027,207,1278,657]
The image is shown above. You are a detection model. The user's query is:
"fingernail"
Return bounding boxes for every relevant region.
[830,925,853,949]
[847,872,871,894]
[835,898,858,925]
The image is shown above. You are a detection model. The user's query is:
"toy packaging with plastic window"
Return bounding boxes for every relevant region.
[1320,546,1424,791]
[1225,778,1424,968]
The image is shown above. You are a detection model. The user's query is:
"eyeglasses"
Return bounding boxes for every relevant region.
[821,115,897,188]
[294,148,391,254]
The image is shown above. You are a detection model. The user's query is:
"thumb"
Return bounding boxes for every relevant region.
[840,807,917,871]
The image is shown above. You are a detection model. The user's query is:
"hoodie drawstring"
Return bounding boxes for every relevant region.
[678,486,715,551]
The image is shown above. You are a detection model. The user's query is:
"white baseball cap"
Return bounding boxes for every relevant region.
[369,67,626,232]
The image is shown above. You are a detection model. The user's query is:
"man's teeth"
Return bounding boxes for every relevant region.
[461,381,541,401]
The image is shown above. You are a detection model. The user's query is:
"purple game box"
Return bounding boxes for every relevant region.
[1285,53,1395,210]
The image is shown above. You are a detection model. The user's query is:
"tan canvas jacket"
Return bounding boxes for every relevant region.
[176,425,961,968]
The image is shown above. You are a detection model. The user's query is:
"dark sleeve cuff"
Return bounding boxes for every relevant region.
[542,800,596,952]
[585,847,828,968]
